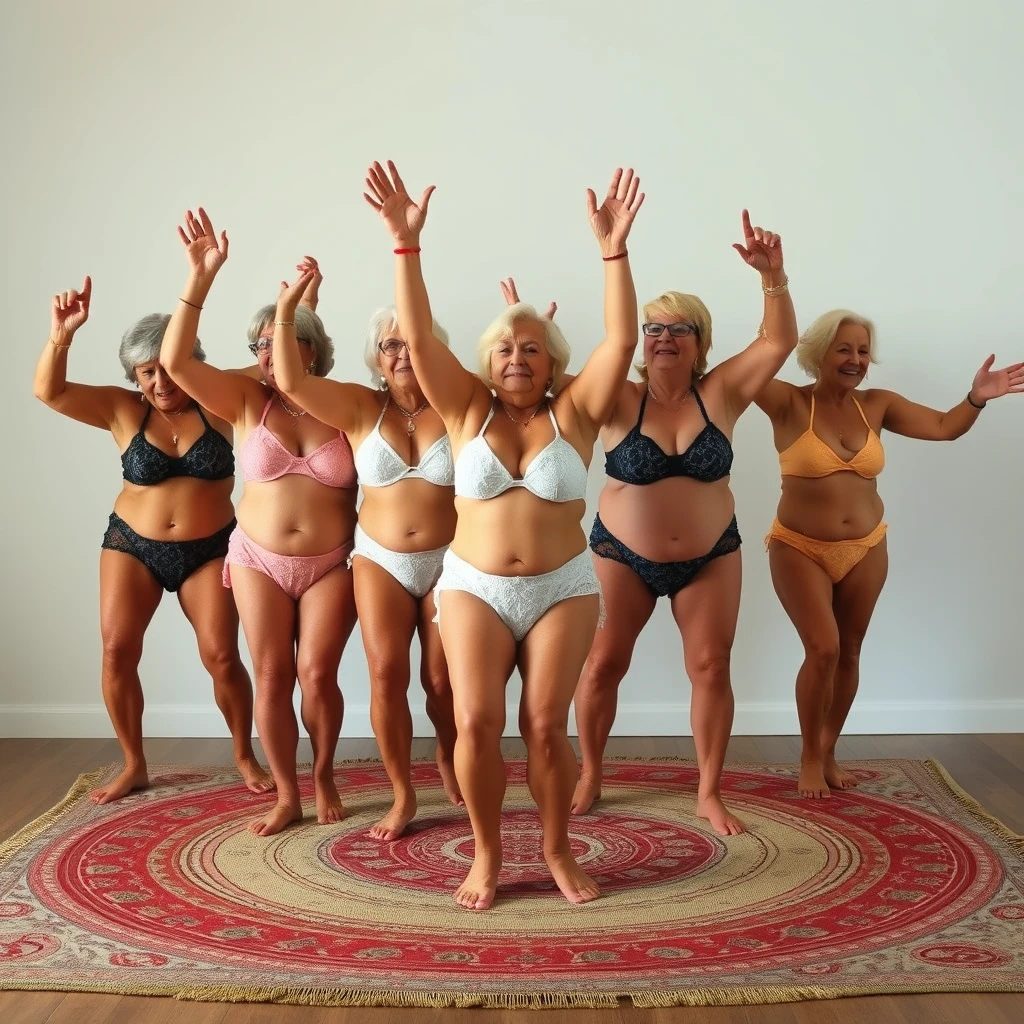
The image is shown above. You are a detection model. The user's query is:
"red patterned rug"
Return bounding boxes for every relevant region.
[1,758,1022,1009]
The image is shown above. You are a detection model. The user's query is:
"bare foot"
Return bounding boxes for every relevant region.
[455,856,501,911]
[798,761,832,799]
[823,755,859,791]
[249,800,303,837]
[236,755,275,795]
[697,794,746,836]
[369,795,416,841]
[545,849,600,904]
[314,774,348,825]
[436,754,463,806]
[570,773,601,816]
[91,765,149,805]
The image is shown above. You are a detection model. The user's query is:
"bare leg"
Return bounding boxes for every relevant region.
[418,589,461,806]
[230,566,303,836]
[571,555,656,814]
[296,566,357,826]
[768,541,840,799]
[353,557,419,839]
[823,540,888,789]
[93,551,163,803]
[438,590,517,911]
[519,594,602,903]
[670,549,744,836]
[177,560,273,794]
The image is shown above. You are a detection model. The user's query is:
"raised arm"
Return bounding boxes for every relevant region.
[160,208,257,428]
[273,263,378,435]
[278,254,323,312]
[878,354,1024,440]
[364,160,483,429]
[717,210,798,418]
[500,277,557,320]
[33,276,127,430]
[565,168,646,430]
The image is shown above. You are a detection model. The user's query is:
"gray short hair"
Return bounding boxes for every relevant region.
[247,304,335,377]
[120,313,206,383]
[476,303,569,391]
[796,309,878,379]
[363,306,450,388]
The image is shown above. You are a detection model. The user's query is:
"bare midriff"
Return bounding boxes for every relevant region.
[358,481,456,552]
[113,478,235,540]
[776,475,884,540]
[236,478,357,555]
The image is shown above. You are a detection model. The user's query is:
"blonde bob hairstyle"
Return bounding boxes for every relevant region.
[796,309,878,380]
[637,291,713,381]
[476,302,570,392]
[363,306,451,389]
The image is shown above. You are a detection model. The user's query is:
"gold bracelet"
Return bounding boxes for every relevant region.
[49,337,71,350]
[275,320,295,327]
[762,275,789,297]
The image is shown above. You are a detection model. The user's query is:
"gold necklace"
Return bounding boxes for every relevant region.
[152,402,193,446]
[647,383,691,410]
[388,392,429,434]
[501,398,546,428]
[277,394,306,418]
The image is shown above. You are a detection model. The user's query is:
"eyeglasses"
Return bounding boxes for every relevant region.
[378,338,408,357]
[248,336,310,356]
[642,322,698,338]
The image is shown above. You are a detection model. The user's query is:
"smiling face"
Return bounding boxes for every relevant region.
[134,360,191,411]
[821,321,872,389]
[375,324,419,390]
[489,319,553,401]
[642,312,700,377]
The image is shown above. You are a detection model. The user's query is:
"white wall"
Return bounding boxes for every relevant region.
[3,0,1022,739]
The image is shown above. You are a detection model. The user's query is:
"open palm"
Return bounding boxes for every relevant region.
[587,168,644,255]
[732,209,784,275]
[51,276,92,340]
[364,160,435,246]
[177,207,229,280]
[972,355,1024,403]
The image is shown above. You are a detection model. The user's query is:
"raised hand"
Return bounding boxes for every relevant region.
[732,210,784,276]
[586,168,645,258]
[500,277,557,319]
[363,160,435,246]
[277,257,317,316]
[970,355,1024,404]
[279,255,323,309]
[51,276,92,342]
[177,207,229,281]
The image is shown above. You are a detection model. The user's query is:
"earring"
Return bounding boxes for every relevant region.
[378,378,389,391]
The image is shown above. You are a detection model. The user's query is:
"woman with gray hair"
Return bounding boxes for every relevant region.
[33,276,271,804]
[365,158,644,911]
[160,209,359,838]
[273,286,462,841]
[756,309,1024,799]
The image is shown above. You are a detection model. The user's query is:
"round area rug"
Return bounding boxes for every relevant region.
[1,758,1022,1009]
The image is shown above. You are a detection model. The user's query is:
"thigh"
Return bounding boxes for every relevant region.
[832,537,888,644]
[767,541,838,648]
[670,549,741,662]
[99,549,163,649]
[417,589,449,685]
[229,564,298,679]
[177,559,241,659]
[519,593,602,720]
[296,566,358,680]
[353,558,418,674]
[589,552,658,665]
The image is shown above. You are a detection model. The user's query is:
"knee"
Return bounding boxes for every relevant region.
[803,632,840,671]
[197,635,241,679]
[581,645,631,692]
[837,633,866,666]
[685,648,733,692]
[296,660,339,699]
[455,706,504,748]
[101,629,143,675]
[419,664,450,703]
[520,708,568,753]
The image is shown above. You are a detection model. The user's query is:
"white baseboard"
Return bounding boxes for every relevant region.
[2,700,1022,738]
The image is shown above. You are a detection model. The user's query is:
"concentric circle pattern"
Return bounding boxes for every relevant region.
[1,758,1021,1003]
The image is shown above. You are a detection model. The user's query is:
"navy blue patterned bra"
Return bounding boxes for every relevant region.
[604,386,732,485]
[121,404,234,487]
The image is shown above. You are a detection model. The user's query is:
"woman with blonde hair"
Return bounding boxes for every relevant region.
[365,158,644,910]
[757,310,1023,798]
[571,211,798,836]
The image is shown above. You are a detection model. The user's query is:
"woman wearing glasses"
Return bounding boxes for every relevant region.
[272,277,462,842]
[160,210,359,838]
[571,212,798,836]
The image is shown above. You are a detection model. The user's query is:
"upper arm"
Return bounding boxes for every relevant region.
[162,357,256,428]
[753,377,796,423]
[39,383,132,431]
[876,389,948,440]
[566,341,633,430]
[280,376,377,436]
[226,364,263,380]
[407,335,483,430]
[719,333,796,418]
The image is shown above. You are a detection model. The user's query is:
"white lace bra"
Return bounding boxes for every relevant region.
[354,400,454,488]
[454,402,589,503]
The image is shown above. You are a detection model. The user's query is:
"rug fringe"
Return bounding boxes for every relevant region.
[924,759,1024,853]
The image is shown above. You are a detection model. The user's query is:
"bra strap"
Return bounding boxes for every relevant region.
[690,385,711,425]
[851,396,872,429]
[258,395,275,426]
[195,403,211,429]
[374,397,390,431]
[478,400,497,436]
[546,404,560,436]
[635,389,650,427]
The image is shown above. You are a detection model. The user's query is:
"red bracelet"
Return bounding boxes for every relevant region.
[602,250,628,262]
[394,247,421,255]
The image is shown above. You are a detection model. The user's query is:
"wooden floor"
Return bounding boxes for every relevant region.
[1,734,1022,1023]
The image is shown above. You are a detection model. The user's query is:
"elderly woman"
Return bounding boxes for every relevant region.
[33,277,271,804]
[756,311,1024,798]
[160,209,360,837]
[365,159,645,911]
[570,212,797,836]
[272,282,461,840]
